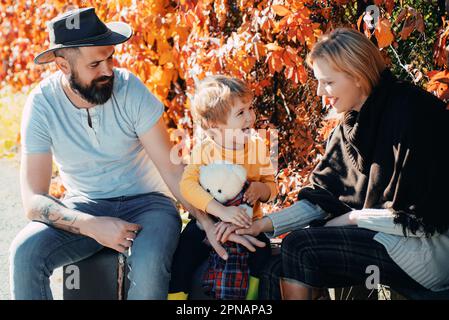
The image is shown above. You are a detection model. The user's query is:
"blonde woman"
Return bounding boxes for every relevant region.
[234,28,449,299]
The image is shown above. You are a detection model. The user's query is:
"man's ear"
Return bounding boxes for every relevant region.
[54,56,72,75]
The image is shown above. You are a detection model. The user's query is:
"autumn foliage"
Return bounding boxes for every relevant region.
[1,0,448,208]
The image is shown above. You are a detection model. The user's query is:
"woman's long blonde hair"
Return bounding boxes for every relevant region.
[307,28,386,96]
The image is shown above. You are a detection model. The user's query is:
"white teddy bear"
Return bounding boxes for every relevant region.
[199,160,253,220]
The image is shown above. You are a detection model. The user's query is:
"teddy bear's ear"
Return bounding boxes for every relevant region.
[231,165,247,184]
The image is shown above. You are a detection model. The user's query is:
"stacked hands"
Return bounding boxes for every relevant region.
[205,206,364,261]
[200,179,365,260]
[216,181,267,228]
[195,161,274,259]
[208,181,270,259]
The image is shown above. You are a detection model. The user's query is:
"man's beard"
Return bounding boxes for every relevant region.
[69,70,114,105]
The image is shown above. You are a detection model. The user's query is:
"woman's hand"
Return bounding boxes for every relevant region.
[324,211,361,227]
[200,216,265,258]
[214,221,266,252]
[234,216,273,238]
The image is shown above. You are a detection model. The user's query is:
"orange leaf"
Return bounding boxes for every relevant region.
[375,18,394,49]
[282,50,296,68]
[272,5,292,17]
[265,42,284,51]
[427,70,449,101]
[267,51,284,74]
[284,66,295,81]
[357,14,364,32]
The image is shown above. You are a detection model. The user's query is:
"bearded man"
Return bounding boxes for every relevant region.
[10,7,196,300]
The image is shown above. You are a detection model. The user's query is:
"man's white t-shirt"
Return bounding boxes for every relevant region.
[21,68,171,199]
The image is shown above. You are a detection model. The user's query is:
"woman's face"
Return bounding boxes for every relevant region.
[313,58,367,113]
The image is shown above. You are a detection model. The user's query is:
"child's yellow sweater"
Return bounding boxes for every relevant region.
[180,135,277,220]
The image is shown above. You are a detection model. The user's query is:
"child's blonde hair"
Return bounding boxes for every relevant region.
[307,28,386,96]
[191,75,253,129]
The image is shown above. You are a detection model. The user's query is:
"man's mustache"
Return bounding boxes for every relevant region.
[93,75,114,85]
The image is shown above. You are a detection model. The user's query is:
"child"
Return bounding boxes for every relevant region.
[168,75,278,300]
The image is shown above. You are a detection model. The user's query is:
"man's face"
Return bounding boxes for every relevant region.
[68,46,115,105]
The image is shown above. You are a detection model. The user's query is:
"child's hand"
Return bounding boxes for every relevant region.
[214,221,240,243]
[218,206,252,228]
[213,222,265,252]
[243,182,269,205]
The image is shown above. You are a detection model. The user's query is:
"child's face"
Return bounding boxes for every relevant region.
[215,97,256,144]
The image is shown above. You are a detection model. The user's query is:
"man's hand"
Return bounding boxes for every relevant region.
[215,221,239,242]
[195,211,231,260]
[80,216,141,253]
[324,211,360,227]
[226,233,266,252]
[243,182,270,205]
[202,218,229,260]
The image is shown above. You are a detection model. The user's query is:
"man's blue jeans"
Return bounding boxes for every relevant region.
[9,192,181,300]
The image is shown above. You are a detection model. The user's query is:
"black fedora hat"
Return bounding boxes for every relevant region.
[34,7,132,64]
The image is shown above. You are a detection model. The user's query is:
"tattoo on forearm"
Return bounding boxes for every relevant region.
[30,194,80,234]
[51,223,80,234]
